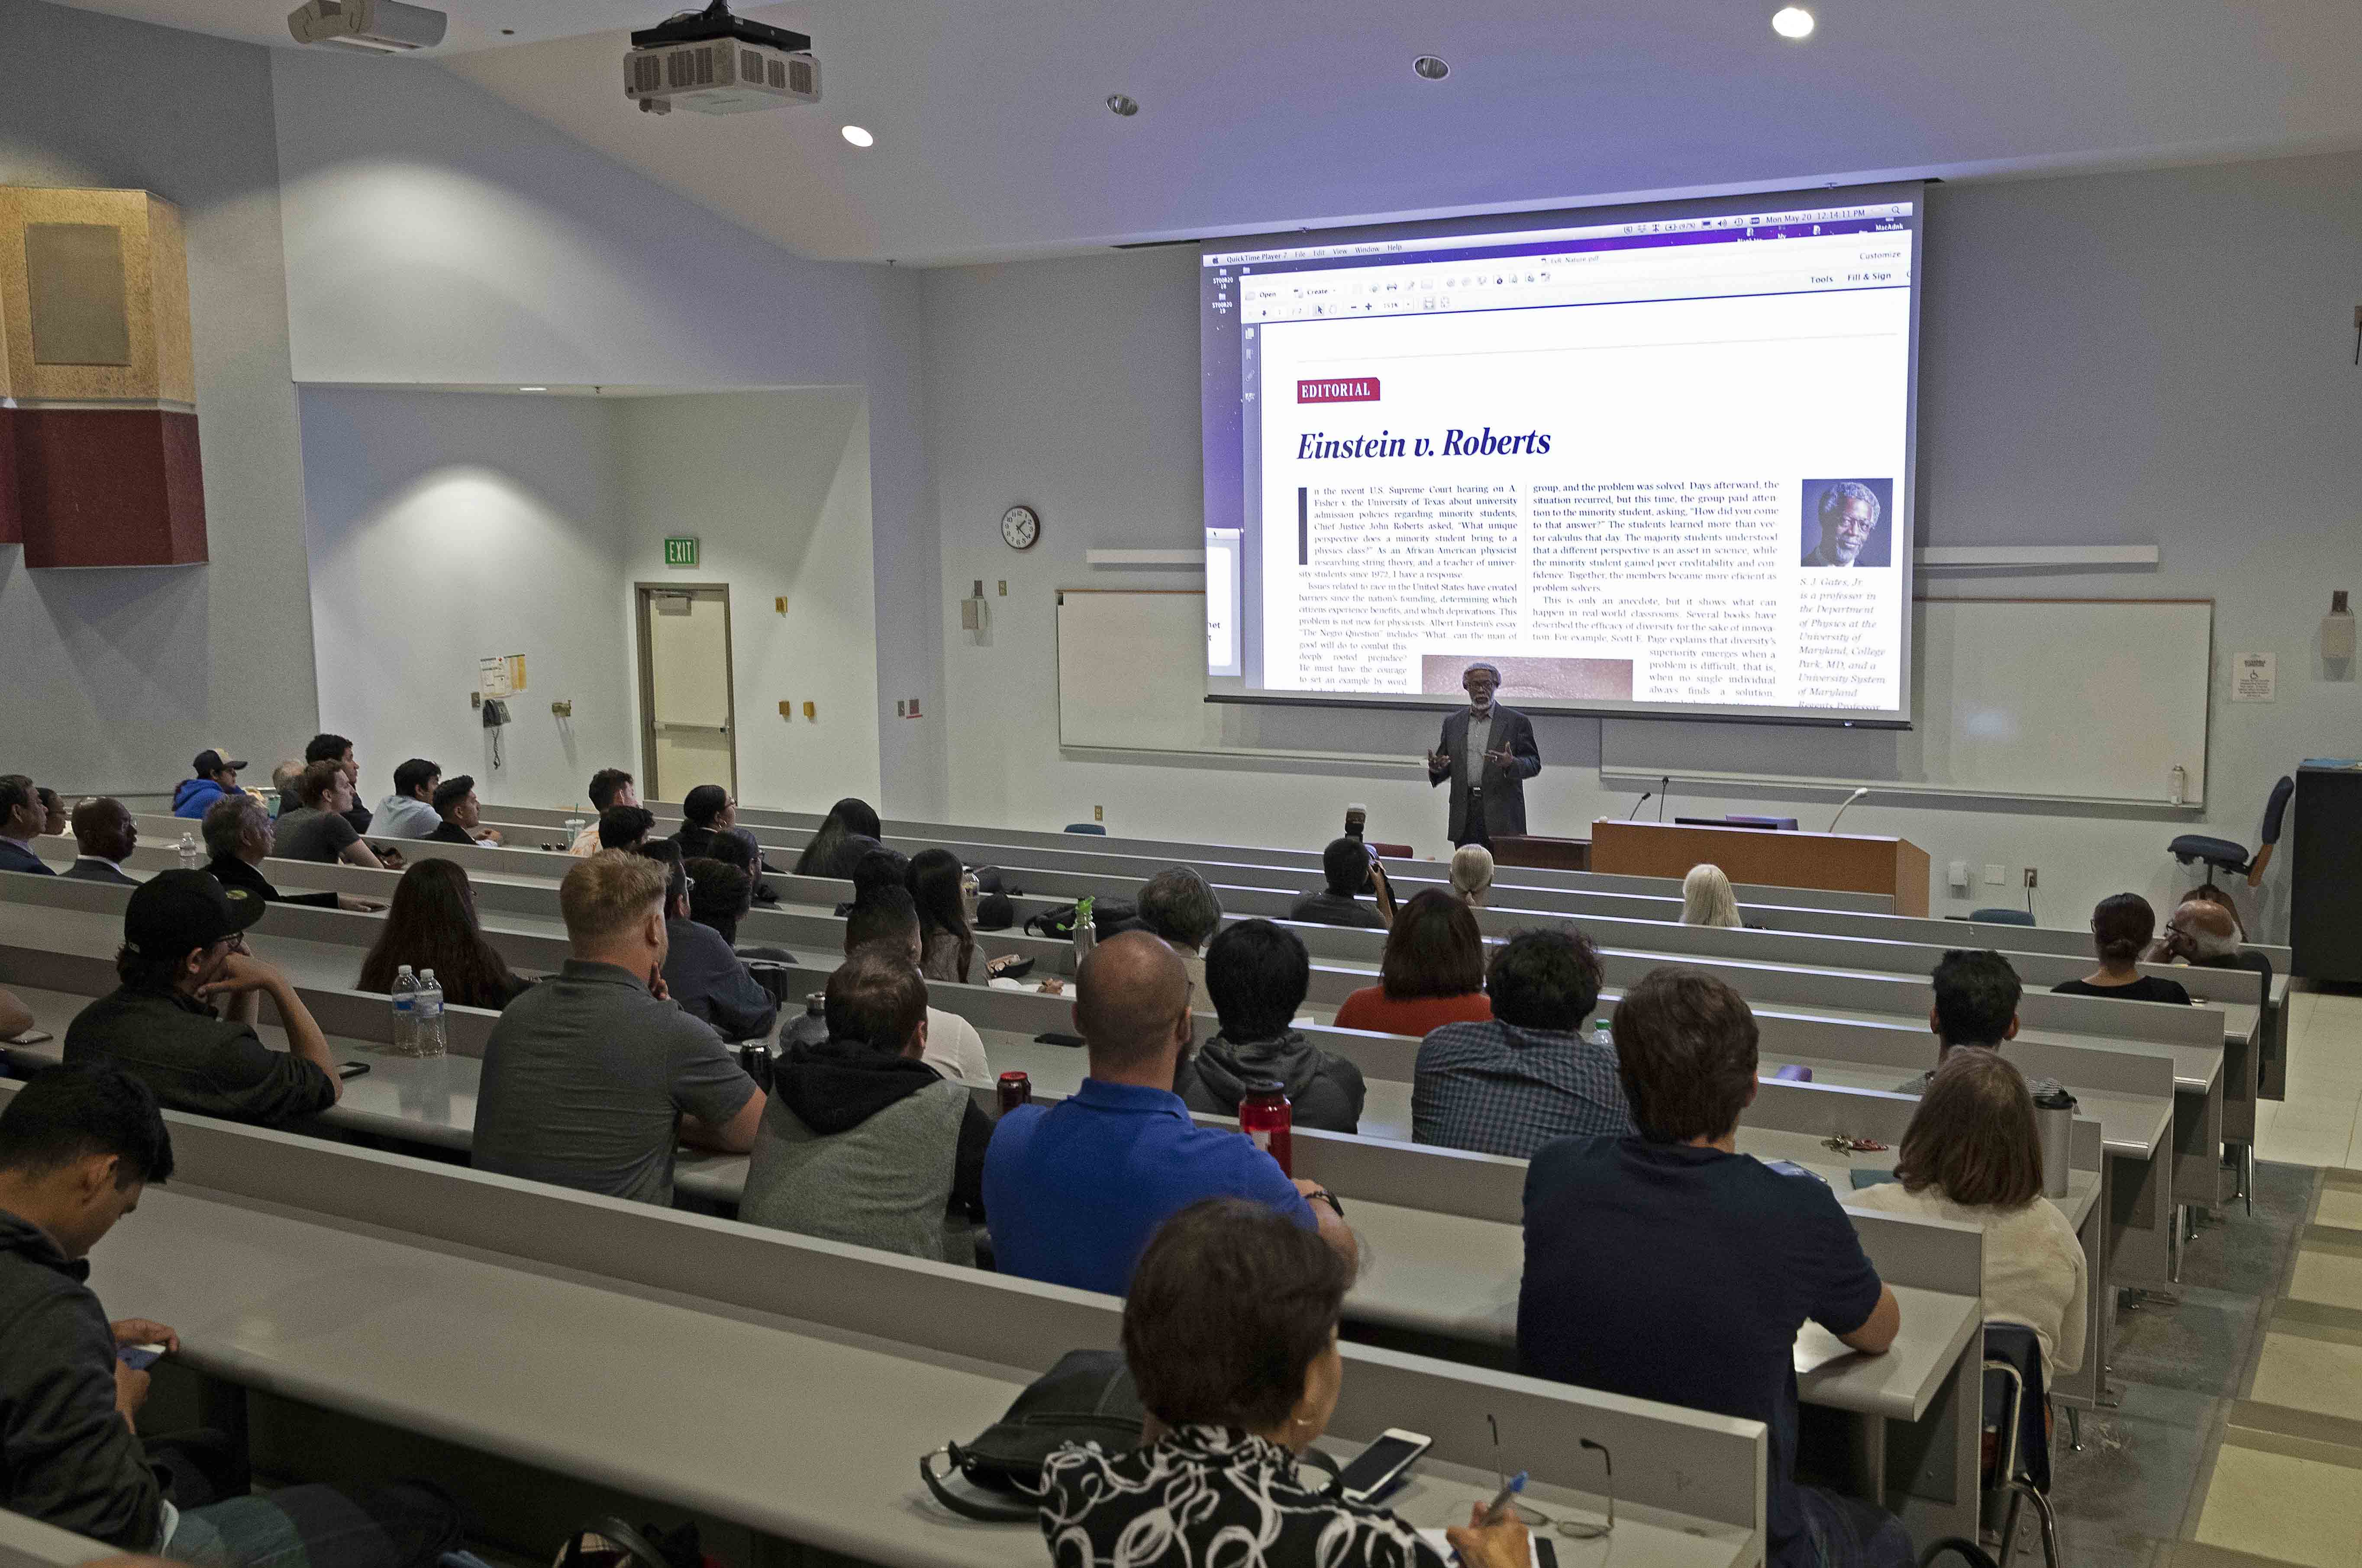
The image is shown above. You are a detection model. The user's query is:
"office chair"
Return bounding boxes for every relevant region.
[1968,908,2036,927]
[1063,823,1107,835]
[2169,774,2294,890]
[1981,1323,2060,1568]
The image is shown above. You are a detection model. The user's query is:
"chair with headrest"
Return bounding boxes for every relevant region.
[2169,774,2294,890]
[1063,823,1107,835]
[1969,907,2036,927]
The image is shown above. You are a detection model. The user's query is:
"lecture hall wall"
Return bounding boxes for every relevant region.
[0,0,321,792]
[268,45,941,819]
[922,153,2362,937]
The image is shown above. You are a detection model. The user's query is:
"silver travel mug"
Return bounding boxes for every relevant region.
[2033,1083,2076,1199]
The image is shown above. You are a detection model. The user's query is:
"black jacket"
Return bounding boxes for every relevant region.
[206,854,337,910]
[773,1037,991,1217]
[0,1210,163,1549]
[1175,1030,1367,1134]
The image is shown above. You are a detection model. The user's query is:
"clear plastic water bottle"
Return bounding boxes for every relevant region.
[1593,1015,1614,1051]
[390,965,419,1055]
[177,832,200,871]
[416,969,447,1059]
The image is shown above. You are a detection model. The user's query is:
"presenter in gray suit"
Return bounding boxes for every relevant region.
[1426,663,1542,850]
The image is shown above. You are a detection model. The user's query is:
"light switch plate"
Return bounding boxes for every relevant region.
[1983,864,2007,886]
[1947,860,1970,889]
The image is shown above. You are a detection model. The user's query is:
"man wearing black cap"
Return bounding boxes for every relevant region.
[61,871,341,1127]
[171,749,248,821]
[1424,661,1541,849]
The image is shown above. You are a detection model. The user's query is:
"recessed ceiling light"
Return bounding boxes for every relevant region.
[1771,6,1815,39]
[1413,55,1450,80]
[840,125,874,147]
[519,386,548,392]
[1106,94,1139,117]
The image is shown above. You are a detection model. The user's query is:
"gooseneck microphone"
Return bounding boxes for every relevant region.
[1626,789,1653,820]
[1826,786,1871,833]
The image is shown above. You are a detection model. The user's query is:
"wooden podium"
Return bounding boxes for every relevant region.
[1590,820,1931,916]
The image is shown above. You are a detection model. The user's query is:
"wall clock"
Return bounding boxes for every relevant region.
[1001,504,1041,550]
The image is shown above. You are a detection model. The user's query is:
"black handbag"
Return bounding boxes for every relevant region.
[919,1351,1146,1522]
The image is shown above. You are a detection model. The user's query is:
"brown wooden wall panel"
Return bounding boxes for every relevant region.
[1589,818,1932,916]
[13,409,207,567]
[0,409,19,544]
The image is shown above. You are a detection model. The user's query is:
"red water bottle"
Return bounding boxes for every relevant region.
[997,1071,1032,1114]
[1238,1078,1294,1176]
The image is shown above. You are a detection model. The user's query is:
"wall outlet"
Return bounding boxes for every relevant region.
[1983,864,2007,886]
[778,700,792,718]
[2023,867,2038,889]
[549,699,573,718]
[1094,804,1104,822]
[802,701,816,720]
[1947,860,1970,890]
[895,699,907,718]
[997,580,1008,596]
[469,691,482,709]
[774,596,787,615]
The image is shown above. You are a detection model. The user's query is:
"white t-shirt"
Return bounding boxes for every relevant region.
[1847,1180,2088,1376]
[923,1005,992,1089]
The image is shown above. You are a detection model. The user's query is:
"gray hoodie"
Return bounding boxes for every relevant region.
[1175,1031,1366,1134]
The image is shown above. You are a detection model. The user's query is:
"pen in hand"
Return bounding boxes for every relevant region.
[1479,1470,1527,1526]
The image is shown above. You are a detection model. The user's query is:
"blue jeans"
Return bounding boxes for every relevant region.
[1797,1484,1914,1568]
[165,1481,461,1568]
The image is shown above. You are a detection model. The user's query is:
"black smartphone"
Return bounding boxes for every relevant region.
[1034,1031,1086,1049]
[338,1061,372,1080]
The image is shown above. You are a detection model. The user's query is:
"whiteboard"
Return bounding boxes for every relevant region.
[1057,591,2211,805]
[1057,591,1225,751]
[1601,599,2213,805]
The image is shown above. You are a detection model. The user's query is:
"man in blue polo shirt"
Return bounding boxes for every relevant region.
[984,931,1357,1295]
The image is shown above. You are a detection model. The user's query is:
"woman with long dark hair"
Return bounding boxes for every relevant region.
[1332,889,1492,1037]
[793,797,883,879]
[356,860,531,1010]
[908,847,976,984]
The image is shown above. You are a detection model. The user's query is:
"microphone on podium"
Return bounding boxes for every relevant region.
[1626,788,1653,820]
[1826,786,1871,833]
[1658,773,1671,824]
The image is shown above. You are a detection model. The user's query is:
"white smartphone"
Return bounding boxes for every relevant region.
[1336,1428,1433,1504]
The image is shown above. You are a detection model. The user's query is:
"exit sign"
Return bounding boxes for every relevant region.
[663,536,699,567]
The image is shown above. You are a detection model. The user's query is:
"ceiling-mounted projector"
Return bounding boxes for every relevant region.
[287,0,447,51]
[624,0,819,115]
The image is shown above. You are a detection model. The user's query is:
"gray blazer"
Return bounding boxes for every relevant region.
[1428,705,1542,844]
[59,859,138,886]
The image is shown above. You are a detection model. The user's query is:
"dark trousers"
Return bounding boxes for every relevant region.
[1455,786,1492,850]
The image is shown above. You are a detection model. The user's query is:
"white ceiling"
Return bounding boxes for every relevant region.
[53,0,2362,265]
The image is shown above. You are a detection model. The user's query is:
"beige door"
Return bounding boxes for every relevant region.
[636,585,738,802]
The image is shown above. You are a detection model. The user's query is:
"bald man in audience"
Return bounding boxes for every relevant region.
[61,798,139,886]
[982,930,1355,1295]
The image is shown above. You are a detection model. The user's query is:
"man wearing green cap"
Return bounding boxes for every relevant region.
[61,871,341,1127]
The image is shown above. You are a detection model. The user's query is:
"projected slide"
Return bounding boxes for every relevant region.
[1201,188,1921,724]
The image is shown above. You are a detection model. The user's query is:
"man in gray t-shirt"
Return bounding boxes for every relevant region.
[474,852,763,1205]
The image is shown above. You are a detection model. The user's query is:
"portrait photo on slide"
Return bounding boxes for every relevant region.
[1800,477,1894,568]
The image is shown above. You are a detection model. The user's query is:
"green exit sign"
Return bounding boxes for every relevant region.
[663,536,699,567]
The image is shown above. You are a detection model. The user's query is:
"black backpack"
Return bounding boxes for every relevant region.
[919,1351,1145,1521]
[1022,900,1140,941]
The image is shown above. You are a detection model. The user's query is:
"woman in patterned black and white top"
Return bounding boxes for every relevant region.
[1035,1199,1529,1568]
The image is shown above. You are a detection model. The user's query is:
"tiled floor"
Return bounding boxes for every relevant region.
[2251,991,2362,1168]
[2184,1163,2362,1568]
